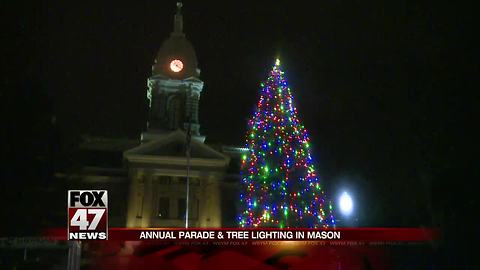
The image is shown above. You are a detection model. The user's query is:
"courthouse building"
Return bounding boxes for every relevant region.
[60,2,244,229]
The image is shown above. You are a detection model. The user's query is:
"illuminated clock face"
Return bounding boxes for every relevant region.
[169,59,184,72]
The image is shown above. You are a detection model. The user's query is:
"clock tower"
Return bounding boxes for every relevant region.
[142,2,204,142]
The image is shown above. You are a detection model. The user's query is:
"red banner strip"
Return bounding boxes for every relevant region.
[45,228,440,242]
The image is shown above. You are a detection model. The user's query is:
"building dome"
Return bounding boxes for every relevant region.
[152,34,199,78]
[152,2,200,79]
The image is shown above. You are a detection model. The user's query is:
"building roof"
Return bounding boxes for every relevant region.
[124,130,230,169]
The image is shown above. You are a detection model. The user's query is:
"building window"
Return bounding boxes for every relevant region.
[168,95,183,130]
[191,199,199,219]
[136,193,144,218]
[177,198,199,220]
[136,178,145,218]
[178,177,199,185]
[158,197,170,219]
[178,198,186,219]
[158,176,171,185]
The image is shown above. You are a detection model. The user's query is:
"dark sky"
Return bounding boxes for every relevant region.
[1,1,474,225]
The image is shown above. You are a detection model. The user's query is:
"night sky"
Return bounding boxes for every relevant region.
[1,1,475,228]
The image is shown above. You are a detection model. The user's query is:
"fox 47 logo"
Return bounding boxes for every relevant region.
[68,190,108,240]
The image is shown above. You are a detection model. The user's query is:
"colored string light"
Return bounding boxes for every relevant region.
[238,59,335,228]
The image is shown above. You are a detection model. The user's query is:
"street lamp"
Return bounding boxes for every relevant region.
[339,191,353,217]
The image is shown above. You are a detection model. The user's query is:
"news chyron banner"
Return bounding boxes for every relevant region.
[68,190,108,240]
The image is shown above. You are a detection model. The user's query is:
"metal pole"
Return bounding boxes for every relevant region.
[185,136,190,228]
[185,86,192,228]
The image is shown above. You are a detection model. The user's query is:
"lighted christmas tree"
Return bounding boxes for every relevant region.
[239,59,335,228]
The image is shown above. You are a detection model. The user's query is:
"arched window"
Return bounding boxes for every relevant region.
[168,94,184,129]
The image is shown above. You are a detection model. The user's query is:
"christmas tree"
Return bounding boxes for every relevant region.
[239,59,335,228]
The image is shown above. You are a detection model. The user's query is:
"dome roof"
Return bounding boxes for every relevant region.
[152,34,199,78]
[151,3,200,79]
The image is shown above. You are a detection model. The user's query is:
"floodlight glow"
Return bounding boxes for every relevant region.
[339,191,353,216]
